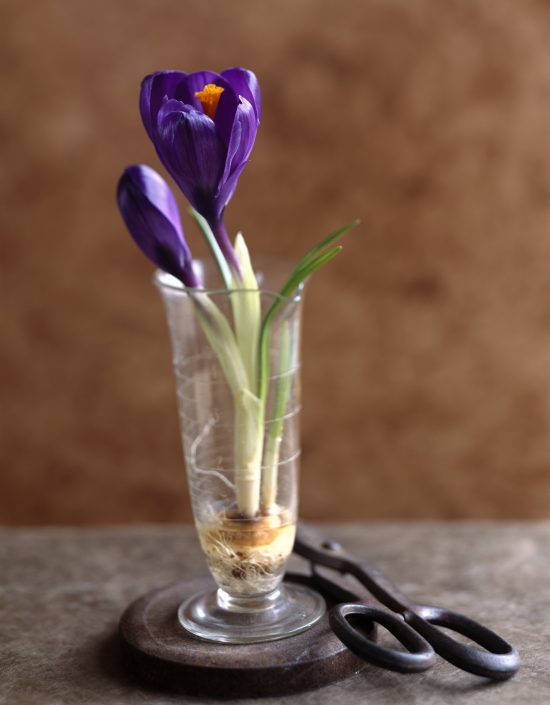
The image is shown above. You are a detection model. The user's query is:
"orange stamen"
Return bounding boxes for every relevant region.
[194,83,224,119]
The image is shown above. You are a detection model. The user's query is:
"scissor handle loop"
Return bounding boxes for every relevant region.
[407,605,520,680]
[329,603,436,673]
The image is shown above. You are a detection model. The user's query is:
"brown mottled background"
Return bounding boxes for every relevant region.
[2,0,550,525]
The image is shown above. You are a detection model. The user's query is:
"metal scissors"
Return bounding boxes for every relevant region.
[293,528,520,679]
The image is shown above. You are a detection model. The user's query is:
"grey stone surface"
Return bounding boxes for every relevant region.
[0,522,549,704]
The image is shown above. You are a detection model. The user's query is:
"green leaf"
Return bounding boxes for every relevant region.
[281,246,343,297]
[256,219,359,401]
[285,219,359,283]
[257,246,343,401]
[299,218,359,263]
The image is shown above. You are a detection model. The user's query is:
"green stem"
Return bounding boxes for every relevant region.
[190,293,261,517]
[261,321,292,511]
[234,388,264,517]
[190,209,232,289]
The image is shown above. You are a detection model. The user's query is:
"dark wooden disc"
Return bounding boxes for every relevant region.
[119,576,366,698]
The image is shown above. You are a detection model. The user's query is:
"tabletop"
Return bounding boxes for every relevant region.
[1,522,549,705]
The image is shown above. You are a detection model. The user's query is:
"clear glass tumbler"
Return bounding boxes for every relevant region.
[155,260,324,643]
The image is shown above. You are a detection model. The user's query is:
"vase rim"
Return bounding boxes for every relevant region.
[153,268,304,304]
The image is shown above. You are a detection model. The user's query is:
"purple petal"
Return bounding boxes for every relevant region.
[156,103,226,217]
[213,84,240,147]
[221,67,261,121]
[156,98,191,123]
[216,161,248,215]
[140,71,187,141]
[117,164,199,286]
[219,97,257,202]
[227,97,258,171]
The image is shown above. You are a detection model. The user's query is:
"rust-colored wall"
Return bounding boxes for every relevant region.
[2,0,550,524]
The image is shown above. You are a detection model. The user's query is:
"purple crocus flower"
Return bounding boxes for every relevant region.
[117,164,200,287]
[139,67,261,272]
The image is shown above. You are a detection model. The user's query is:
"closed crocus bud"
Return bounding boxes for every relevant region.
[139,67,261,273]
[116,164,200,287]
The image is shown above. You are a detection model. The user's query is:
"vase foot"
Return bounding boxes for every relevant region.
[178,583,325,643]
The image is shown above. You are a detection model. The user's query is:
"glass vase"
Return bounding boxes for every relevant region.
[155,260,325,643]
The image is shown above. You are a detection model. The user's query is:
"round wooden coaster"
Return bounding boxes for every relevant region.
[119,576,367,698]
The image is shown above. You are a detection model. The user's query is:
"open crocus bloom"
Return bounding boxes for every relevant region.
[139,68,261,271]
